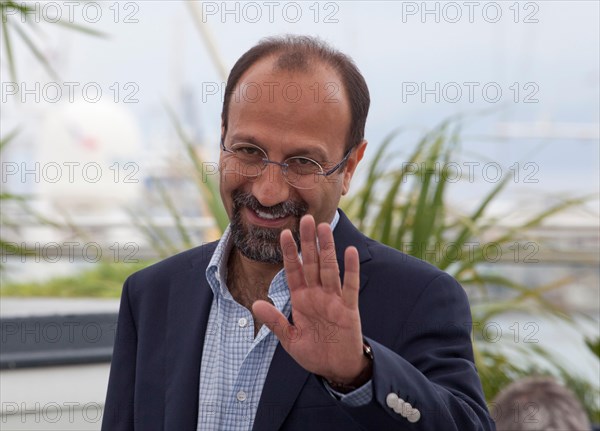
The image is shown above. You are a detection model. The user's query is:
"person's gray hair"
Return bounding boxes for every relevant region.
[491,376,591,431]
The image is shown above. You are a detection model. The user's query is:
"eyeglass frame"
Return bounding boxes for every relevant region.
[220,138,355,184]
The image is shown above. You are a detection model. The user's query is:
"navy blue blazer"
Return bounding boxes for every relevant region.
[102,210,495,430]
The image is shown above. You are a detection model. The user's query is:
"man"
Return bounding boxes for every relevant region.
[492,377,591,431]
[103,35,495,430]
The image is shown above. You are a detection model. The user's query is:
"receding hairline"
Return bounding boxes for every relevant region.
[221,34,370,150]
[233,51,344,89]
[258,35,346,70]
[228,54,352,150]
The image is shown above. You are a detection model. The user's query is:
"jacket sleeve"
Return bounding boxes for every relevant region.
[102,277,137,430]
[335,273,495,430]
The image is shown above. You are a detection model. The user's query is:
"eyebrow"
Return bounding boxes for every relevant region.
[229,134,330,163]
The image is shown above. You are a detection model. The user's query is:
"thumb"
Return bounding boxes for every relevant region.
[252,300,296,348]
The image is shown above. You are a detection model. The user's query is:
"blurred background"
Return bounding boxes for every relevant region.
[1,1,598,429]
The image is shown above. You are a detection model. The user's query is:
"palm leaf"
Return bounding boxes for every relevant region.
[165,103,229,232]
[155,180,194,249]
[346,128,400,230]
[9,19,59,80]
[54,19,108,37]
[1,13,17,82]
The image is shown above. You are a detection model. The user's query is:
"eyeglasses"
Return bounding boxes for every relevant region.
[220,140,353,190]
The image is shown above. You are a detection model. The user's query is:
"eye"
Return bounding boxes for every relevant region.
[286,157,322,175]
[234,145,258,155]
[231,143,266,159]
[291,157,311,165]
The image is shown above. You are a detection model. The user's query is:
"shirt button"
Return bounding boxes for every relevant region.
[236,390,247,402]
[238,317,248,328]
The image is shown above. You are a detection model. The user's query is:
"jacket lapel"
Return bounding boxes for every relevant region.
[333,210,372,291]
[251,343,312,430]
[252,210,372,430]
[164,244,216,430]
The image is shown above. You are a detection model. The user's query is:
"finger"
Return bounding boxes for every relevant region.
[252,299,296,351]
[299,215,320,287]
[341,246,360,308]
[280,229,308,291]
[317,222,341,293]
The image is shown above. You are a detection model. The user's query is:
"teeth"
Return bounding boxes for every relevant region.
[255,209,286,220]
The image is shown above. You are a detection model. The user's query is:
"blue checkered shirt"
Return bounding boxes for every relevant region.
[196,210,372,430]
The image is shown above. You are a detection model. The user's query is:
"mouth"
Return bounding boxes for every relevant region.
[229,191,307,263]
[244,207,294,228]
[253,208,288,220]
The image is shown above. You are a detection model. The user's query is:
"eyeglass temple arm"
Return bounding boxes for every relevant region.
[322,146,354,176]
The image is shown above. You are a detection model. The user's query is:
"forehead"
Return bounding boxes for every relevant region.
[227,56,351,154]
[235,55,350,108]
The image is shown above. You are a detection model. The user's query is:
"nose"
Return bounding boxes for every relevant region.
[251,163,292,207]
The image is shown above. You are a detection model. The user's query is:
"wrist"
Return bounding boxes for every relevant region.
[324,341,373,393]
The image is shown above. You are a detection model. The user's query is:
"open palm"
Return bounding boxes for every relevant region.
[253,215,368,384]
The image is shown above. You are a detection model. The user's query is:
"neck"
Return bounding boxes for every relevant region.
[227,249,282,311]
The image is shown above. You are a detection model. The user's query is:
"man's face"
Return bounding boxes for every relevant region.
[219,56,365,264]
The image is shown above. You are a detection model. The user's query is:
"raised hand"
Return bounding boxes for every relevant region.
[252,214,370,385]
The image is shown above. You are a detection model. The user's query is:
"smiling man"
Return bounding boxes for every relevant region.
[103,35,495,431]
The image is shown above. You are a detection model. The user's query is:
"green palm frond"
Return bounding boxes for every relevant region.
[340,116,597,417]
[1,0,106,81]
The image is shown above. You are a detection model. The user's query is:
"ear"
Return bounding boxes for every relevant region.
[342,140,367,195]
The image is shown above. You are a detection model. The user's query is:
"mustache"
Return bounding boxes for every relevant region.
[232,190,308,219]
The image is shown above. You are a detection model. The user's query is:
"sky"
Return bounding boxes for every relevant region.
[2,1,599,216]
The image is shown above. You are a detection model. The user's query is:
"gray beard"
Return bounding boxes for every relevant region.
[230,191,307,264]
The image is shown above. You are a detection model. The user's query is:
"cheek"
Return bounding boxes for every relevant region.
[220,158,246,189]
[303,179,341,208]
[218,179,232,219]
[324,173,346,195]
[219,159,241,217]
